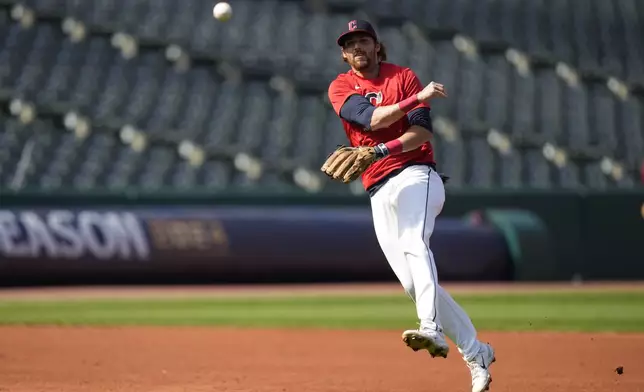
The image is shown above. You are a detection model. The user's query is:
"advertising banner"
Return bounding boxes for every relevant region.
[0,207,512,285]
[0,209,150,261]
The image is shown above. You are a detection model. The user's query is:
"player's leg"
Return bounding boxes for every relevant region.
[435,284,481,360]
[369,180,415,302]
[394,165,495,391]
[393,165,449,357]
[436,284,496,392]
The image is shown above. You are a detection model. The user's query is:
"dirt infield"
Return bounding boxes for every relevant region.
[0,326,642,392]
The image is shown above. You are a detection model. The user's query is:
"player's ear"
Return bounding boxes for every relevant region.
[377,41,387,62]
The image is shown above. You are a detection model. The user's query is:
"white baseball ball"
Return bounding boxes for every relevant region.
[213,2,232,21]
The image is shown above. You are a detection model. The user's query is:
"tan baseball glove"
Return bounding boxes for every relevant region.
[320,145,380,183]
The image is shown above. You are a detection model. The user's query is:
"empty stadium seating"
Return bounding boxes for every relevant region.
[335,0,644,87]
[0,0,642,193]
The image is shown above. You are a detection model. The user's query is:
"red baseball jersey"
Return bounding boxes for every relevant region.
[328,62,435,191]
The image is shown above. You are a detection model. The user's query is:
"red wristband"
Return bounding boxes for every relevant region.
[397,94,419,113]
[384,139,403,155]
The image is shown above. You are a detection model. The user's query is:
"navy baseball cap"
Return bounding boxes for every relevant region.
[336,19,379,46]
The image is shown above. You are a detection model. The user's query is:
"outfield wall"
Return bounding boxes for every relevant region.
[0,188,642,285]
[0,206,512,286]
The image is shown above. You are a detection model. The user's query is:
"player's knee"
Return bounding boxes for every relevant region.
[400,236,430,260]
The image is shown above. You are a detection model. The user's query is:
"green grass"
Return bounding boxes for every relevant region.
[1,291,643,333]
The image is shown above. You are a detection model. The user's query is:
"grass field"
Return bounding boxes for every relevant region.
[2,289,643,332]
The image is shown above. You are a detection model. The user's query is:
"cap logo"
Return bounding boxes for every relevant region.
[348,20,358,30]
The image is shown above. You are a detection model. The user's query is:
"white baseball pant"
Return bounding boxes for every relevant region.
[369,164,483,361]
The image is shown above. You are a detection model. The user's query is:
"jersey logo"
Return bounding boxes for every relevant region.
[365,91,383,106]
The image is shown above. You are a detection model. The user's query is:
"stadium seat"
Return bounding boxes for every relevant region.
[0,0,641,193]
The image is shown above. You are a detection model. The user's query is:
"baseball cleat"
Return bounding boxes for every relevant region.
[466,343,496,392]
[401,329,450,358]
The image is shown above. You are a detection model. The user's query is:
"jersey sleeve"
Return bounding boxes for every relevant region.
[407,107,432,132]
[328,76,360,116]
[402,68,430,111]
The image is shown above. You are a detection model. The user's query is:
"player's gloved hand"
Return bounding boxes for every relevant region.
[321,144,389,183]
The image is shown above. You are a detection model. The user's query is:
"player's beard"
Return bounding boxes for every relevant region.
[350,49,376,72]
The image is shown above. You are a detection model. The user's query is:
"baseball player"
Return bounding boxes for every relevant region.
[321,20,496,392]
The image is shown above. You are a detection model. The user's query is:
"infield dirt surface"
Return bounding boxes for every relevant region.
[1,282,643,392]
